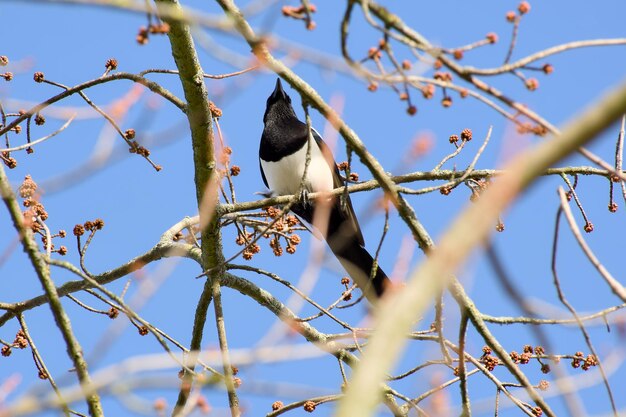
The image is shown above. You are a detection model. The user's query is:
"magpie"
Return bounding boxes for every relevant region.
[259,78,391,302]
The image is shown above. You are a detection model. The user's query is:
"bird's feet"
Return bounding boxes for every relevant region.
[299,188,310,208]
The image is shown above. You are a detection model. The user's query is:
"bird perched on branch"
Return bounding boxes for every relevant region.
[259,78,391,302]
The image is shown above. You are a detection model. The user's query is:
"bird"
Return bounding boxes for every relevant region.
[259,78,391,302]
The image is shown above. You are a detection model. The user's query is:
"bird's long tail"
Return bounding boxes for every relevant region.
[328,236,391,301]
[292,201,391,301]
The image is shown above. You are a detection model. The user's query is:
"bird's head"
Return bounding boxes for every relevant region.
[263,78,298,124]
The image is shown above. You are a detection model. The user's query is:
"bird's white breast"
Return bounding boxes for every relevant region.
[261,140,334,196]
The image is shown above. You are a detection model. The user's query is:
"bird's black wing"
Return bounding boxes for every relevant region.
[259,159,269,189]
[311,128,365,247]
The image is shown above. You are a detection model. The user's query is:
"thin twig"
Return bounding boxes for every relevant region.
[560,174,592,229]
[66,294,110,315]
[481,303,626,325]
[211,275,240,416]
[434,291,452,364]
[227,264,354,330]
[465,38,626,76]
[554,189,618,416]
[616,115,626,206]
[458,312,471,417]
[0,114,76,153]
[557,188,626,302]
[433,139,467,171]
[17,313,71,417]
[504,15,521,64]
[139,64,259,79]
[406,126,492,195]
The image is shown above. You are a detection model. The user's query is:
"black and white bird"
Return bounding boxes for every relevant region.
[259,78,391,302]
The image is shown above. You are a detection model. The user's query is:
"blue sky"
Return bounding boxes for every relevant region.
[1,1,626,416]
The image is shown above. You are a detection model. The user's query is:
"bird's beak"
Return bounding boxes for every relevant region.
[270,78,287,101]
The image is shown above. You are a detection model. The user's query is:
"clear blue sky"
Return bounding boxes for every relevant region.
[1,1,626,416]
